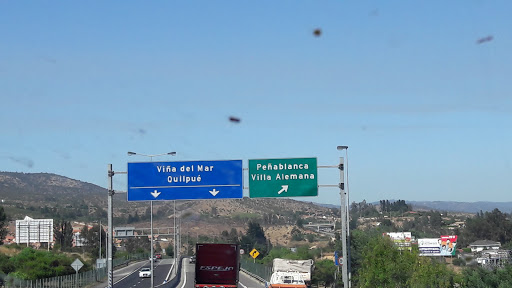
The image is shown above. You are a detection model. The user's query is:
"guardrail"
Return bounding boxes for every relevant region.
[240,257,271,283]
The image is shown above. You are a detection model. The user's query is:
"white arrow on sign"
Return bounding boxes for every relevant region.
[210,189,220,196]
[151,190,161,198]
[277,185,289,194]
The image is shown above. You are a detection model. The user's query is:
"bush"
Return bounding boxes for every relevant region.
[452,258,465,266]
[7,248,81,280]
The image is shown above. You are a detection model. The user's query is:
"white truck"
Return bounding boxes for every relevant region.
[268,258,314,288]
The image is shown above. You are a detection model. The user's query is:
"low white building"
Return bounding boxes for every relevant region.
[470,240,501,252]
[476,249,510,268]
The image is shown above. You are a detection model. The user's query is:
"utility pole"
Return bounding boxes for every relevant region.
[174,200,176,271]
[150,201,154,288]
[107,164,114,288]
[339,157,348,288]
[99,220,102,261]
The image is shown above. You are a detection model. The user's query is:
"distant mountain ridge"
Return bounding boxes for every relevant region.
[408,201,512,214]
[3,171,511,219]
[0,171,106,205]
[0,171,339,248]
[316,200,512,214]
[0,171,335,223]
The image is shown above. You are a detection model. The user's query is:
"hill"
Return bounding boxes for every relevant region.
[318,200,512,214]
[408,201,512,214]
[0,171,337,247]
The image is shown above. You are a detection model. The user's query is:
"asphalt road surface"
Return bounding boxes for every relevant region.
[91,257,264,288]
[176,258,266,288]
[91,258,175,288]
[114,258,174,288]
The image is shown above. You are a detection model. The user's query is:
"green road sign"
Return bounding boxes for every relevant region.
[249,158,318,198]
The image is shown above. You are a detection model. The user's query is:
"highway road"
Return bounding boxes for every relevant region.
[105,258,175,288]
[176,257,266,288]
[92,257,265,288]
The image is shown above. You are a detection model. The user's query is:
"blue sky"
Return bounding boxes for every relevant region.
[1,1,511,205]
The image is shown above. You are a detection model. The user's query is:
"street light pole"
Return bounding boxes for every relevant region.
[128,151,176,288]
[337,145,350,288]
[345,148,351,286]
[174,200,176,273]
[99,221,102,261]
[107,164,114,288]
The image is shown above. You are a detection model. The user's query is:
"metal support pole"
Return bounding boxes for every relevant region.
[107,164,114,288]
[339,157,348,288]
[99,220,102,261]
[151,201,154,288]
[345,150,352,288]
[174,200,176,268]
[178,209,181,259]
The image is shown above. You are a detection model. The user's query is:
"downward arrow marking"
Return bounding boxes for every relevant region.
[151,190,161,198]
[210,189,220,196]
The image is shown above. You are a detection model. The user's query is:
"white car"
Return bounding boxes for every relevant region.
[139,268,151,278]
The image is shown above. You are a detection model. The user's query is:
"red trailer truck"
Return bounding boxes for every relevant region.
[195,243,240,288]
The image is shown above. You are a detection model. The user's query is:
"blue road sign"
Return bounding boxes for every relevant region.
[127,160,243,201]
[334,250,341,266]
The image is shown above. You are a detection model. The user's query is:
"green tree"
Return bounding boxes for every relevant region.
[312,259,336,288]
[53,220,73,250]
[166,244,174,257]
[240,221,271,258]
[429,211,443,228]
[461,209,512,247]
[407,257,455,287]
[291,227,304,241]
[0,206,7,245]
[347,229,374,275]
[155,241,162,253]
[0,253,15,274]
[461,265,512,288]
[124,237,150,254]
[296,218,305,229]
[357,233,456,288]
[228,228,240,244]
[79,224,106,258]
[262,247,295,264]
[357,235,416,287]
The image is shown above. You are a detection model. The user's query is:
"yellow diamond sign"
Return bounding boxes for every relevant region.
[249,248,260,259]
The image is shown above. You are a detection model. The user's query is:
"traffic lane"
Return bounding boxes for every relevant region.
[176,258,194,288]
[239,270,266,288]
[90,260,148,288]
[153,260,173,286]
[176,258,266,288]
[114,260,173,288]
